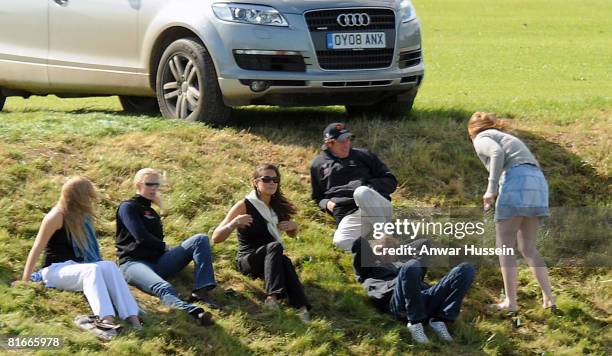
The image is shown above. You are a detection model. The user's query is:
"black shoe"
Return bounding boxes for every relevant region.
[190,291,222,310]
[189,307,214,326]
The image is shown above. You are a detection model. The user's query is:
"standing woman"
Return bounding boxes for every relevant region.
[20,177,141,340]
[212,163,311,322]
[468,112,556,312]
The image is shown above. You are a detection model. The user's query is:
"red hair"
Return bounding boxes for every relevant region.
[468,112,511,140]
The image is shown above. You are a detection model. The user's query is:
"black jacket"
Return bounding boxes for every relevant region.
[310,148,398,224]
[115,195,166,265]
[351,237,430,311]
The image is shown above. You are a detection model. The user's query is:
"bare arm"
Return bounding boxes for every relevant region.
[21,208,63,281]
[212,201,251,244]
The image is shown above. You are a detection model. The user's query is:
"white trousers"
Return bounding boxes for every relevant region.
[333,186,393,251]
[42,260,139,319]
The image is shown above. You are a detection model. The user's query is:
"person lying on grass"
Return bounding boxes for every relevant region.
[115,168,219,326]
[212,163,312,322]
[310,122,397,252]
[468,112,556,314]
[352,236,475,344]
[18,176,142,340]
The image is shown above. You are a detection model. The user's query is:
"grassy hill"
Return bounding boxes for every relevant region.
[0,0,610,355]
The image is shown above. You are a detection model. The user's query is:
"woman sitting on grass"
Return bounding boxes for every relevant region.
[19,177,142,340]
[115,168,219,326]
[468,112,556,313]
[212,163,311,322]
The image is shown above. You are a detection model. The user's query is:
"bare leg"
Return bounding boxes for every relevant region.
[495,217,522,311]
[517,217,555,308]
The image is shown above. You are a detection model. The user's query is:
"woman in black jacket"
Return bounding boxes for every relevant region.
[116,168,218,325]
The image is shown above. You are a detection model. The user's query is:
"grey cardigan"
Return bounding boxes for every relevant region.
[473,129,539,195]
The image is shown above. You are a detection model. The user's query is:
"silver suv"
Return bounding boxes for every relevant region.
[0,1,423,124]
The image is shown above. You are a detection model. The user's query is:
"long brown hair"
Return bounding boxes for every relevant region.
[468,112,511,140]
[252,163,297,221]
[56,176,97,252]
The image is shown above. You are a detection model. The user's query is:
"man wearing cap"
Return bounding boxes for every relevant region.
[310,123,397,251]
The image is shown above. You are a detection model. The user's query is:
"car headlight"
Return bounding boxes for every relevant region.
[212,3,288,26]
[400,0,417,23]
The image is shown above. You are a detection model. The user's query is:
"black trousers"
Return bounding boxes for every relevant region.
[237,241,310,309]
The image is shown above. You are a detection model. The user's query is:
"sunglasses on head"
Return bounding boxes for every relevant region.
[258,176,280,184]
[144,182,160,187]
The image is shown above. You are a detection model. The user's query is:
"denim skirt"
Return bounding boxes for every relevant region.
[495,164,550,221]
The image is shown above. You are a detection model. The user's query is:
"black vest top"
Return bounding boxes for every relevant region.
[43,225,83,267]
[236,199,276,258]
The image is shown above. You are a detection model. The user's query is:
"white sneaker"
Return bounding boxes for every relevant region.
[429,319,453,342]
[407,322,430,344]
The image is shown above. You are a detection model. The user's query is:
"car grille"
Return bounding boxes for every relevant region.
[316,49,395,70]
[305,8,396,70]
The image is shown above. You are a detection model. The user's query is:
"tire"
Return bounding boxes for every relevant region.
[156,38,231,125]
[346,88,418,119]
[119,96,159,114]
[0,89,5,111]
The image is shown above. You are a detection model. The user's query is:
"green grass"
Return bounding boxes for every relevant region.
[416,0,612,121]
[0,0,611,355]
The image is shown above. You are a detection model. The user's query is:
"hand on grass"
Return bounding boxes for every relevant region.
[11,280,28,287]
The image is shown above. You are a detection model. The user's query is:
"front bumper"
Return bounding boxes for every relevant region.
[207,10,424,106]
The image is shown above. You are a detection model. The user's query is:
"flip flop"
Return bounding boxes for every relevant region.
[545,304,562,315]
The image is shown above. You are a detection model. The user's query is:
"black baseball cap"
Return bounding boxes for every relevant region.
[323,122,353,142]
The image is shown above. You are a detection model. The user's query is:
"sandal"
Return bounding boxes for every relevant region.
[545,304,562,315]
[189,307,214,326]
[94,319,123,332]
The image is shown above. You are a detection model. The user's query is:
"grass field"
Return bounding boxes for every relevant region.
[1,0,610,355]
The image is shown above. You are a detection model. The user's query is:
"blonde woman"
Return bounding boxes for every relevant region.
[20,177,141,340]
[468,112,556,313]
[115,168,218,326]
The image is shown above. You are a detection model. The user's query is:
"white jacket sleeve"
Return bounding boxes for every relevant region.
[474,136,506,195]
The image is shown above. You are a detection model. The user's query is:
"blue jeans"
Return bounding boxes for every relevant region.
[389,259,475,323]
[119,234,216,314]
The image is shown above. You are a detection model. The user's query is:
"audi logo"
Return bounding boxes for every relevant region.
[336,13,371,27]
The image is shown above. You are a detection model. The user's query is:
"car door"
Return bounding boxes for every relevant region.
[48,0,148,94]
[0,1,49,91]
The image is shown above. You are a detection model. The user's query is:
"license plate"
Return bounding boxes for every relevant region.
[326,32,386,49]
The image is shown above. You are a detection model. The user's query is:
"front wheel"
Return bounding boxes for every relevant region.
[156,38,231,125]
